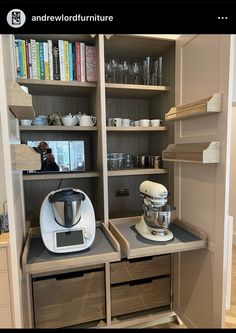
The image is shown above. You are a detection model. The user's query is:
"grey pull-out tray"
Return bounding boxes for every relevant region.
[109,217,206,259]
[22,223,121,275]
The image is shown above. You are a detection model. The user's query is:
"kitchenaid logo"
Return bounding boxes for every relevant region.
[31,13,114,22]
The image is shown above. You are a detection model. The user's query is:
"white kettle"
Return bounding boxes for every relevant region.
[61,113,78,126]
[77,113,96,126]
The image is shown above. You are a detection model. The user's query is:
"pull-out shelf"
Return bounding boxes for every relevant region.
[109,216,206,259]
[22,223,121,275]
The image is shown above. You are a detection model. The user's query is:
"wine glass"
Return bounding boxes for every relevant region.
[131,61,142,85]
[143,57,151,85]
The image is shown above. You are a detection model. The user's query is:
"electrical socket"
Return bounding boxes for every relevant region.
[115,188,129,197]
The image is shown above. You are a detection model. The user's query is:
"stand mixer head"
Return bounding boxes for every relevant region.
[135,180,176,241]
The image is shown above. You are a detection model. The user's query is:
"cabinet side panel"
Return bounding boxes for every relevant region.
[0,35,29,327]
[174,34,233,327]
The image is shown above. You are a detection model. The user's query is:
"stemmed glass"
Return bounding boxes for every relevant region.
[143,57,151,85]
[131,61,142,85]
[105,62,112,83]
[119,60,130,84]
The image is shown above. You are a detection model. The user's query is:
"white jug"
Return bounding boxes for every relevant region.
[78,114,96,126]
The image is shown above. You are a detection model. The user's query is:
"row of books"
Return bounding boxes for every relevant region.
[14,38,97,82]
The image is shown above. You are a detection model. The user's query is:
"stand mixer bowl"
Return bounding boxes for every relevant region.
[143,204,176,230]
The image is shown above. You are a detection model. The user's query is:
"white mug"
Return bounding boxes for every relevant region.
[107,118,113,126]
[79,115,96,126]
[134,120,140,126]
[112,118,122,127]
[151,119,164,127]
[122,119,134,127]
[139,119,151,127]
[20,119,32,126]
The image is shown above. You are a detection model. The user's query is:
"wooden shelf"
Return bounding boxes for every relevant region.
[108,168,168,177]
[165,93,222,121]
[106,126,167,132]
[11,144,41,171]
[16,79,96,97]
[105,83,170,98]
[109,216,206,259]
[23,171,100,181]
[21,223,121,275]
[162,142,220,164]
[20,125,98,131]
[8,81,35,119]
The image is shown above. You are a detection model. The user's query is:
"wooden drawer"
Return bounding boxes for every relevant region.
[33,269,106,328]
[0,305,13,328]
[111,276,171,316]
[0,272,11,305]
[110,254,170,284]
[0,248,8,271]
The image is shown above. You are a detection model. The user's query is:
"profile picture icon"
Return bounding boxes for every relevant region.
[7,9,26,28]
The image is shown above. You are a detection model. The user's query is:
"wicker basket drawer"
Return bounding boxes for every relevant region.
[110,255,170,284]
[33,269,105,328]
[111,276,171,316]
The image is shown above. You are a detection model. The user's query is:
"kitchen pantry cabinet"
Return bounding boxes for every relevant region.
[0,234,13,328]
[0,34,234,328]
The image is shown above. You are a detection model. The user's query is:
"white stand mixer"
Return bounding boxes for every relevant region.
[135,180,175,242]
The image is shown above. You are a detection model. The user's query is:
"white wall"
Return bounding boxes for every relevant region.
[230,107,236,244]
[230,35,236,244]
[0,117,7,213]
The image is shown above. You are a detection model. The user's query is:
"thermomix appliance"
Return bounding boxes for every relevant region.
[135,180,176,241]
[40,188,96,253]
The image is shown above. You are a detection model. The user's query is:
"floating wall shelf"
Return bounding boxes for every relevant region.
[162,142,220,164]
[8,82,35,119]
[165,93,222,121]
[11,144,41,171]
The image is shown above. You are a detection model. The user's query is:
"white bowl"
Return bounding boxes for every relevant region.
[20,119,32,126]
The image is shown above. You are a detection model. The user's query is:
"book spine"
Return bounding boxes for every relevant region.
[47,40,54,80]
[14,39,20,78]
[58,40,65,81]
[52,41,60,80]
[68,41,73,81]
[64,40,69,81]
[18,39,24,78]
[75,41,81,82]
[30,39,38,79]
[43,42,49,80]
[21,39,27,79]
[27,40,33,79]
[80,42,85,82]
[72,42,76,80]
[39,42,45,80]
[36,42,41,79]
[86,45,97,82]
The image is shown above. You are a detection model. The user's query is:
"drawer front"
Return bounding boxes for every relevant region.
[0,248,8,271]
[0,305,13,328]
[33,270,105,328]
[110,255,170,284]
[111,276,171,317]
[0,272,11,305]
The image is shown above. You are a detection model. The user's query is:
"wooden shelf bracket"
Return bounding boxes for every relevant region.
[7,81,35,119]
[165,93,222,121]
[11,144,41,171]
[162,141,220,164]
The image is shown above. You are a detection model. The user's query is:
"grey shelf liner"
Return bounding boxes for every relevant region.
[27,227,115,264]
[116,221,201,250]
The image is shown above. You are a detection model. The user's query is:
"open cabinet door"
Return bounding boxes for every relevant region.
[172,34,234,327]
[0,35,31,327]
